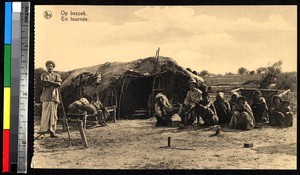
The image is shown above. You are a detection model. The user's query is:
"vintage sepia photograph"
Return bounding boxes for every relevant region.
[32,5,297,169]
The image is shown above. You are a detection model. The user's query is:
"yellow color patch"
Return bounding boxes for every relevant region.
[3,87,11,129]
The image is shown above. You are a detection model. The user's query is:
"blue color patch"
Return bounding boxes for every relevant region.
[5,2,12,44]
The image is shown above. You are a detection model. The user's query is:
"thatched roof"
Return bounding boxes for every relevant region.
[61,56,205,94]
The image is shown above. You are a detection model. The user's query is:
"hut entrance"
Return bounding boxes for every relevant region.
[121,76,154,119]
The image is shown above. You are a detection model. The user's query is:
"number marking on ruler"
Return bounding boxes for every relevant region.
[17,2,30,174]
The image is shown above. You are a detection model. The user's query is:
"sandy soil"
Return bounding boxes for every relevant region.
[32,113,297,169]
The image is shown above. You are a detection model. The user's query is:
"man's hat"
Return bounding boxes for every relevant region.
[45,60,56,68]
[188,79,197,86]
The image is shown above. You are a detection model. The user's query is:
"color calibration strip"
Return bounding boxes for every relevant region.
[3,1,12,173]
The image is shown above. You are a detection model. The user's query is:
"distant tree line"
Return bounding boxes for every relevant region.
[187,60,284,78]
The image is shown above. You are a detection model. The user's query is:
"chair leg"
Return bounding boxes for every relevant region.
[83,114,87,131]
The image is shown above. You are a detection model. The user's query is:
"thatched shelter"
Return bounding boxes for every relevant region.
[54,57,205,119]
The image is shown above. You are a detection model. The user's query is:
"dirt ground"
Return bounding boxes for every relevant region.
[32,113,297,169]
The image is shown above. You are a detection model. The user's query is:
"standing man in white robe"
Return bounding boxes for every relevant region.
[39,60,62,138]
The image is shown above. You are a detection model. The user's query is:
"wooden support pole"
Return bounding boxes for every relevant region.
[77,120,89,148]
[113,105,116,123]
[83,113,87,131]
[168,137,171,147]
[118,75,127,119]
[62,119,66,131]
[59,90,71,139]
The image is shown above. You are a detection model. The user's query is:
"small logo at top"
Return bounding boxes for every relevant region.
[44,10,52,19]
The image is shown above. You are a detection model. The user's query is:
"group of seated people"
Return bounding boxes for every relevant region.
[67,94,109,126]
[154,78,293,130]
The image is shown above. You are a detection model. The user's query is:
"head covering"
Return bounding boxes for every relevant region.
[155,93,172,107]
[237,96,246,103]
[79,98,89,104]
[272,95,283,103]
[45,60,55,67]
[155,93,164,100]
[188,79,197,86]
[231,92,239,98]
[216,92,225,101]
[205,86,212,92]
[253,90,262,97]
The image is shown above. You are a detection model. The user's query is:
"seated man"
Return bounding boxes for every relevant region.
[179,79,202,126]
[251,90,269,123]
[213,92,231,125]
[154,93,173,127]
[198,92,219,126]
[91,94,110,126]
[230,96,255,130]
[269,95,293,127]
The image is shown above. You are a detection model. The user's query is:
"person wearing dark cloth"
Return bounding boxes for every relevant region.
[154,93,173,127]
[251,90,269,123]
[281,100,293,127]
[230,96,255,130]
[198,92,219,126]
[178,79,202,126]
[269,95,293,127]
[213,92,231,125]
[91,94,109,126]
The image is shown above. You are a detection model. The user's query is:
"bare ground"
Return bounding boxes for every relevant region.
[32,114,297,169]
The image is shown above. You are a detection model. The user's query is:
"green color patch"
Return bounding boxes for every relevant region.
[4,45,11,87]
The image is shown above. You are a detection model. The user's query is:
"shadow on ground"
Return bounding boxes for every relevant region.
[252,143,296,156]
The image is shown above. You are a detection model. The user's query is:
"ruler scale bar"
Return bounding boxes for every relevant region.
[17,2,30,174]
[11,2,22,167]
[3,2,12,173]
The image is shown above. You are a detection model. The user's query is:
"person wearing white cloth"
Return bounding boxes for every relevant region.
[39,60,62,138]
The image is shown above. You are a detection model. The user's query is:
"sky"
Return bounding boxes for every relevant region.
[35,6,297,74]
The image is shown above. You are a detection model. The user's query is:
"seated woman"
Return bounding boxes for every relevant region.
[282,100,293,127]
[230,96,255,130]
[228,92,239,114]
[198,92,219,126]
[154,93,173,127]
[91,94,110,126]
[213,92,231,125]
[269,95,293,127]
[251,90,269,123]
